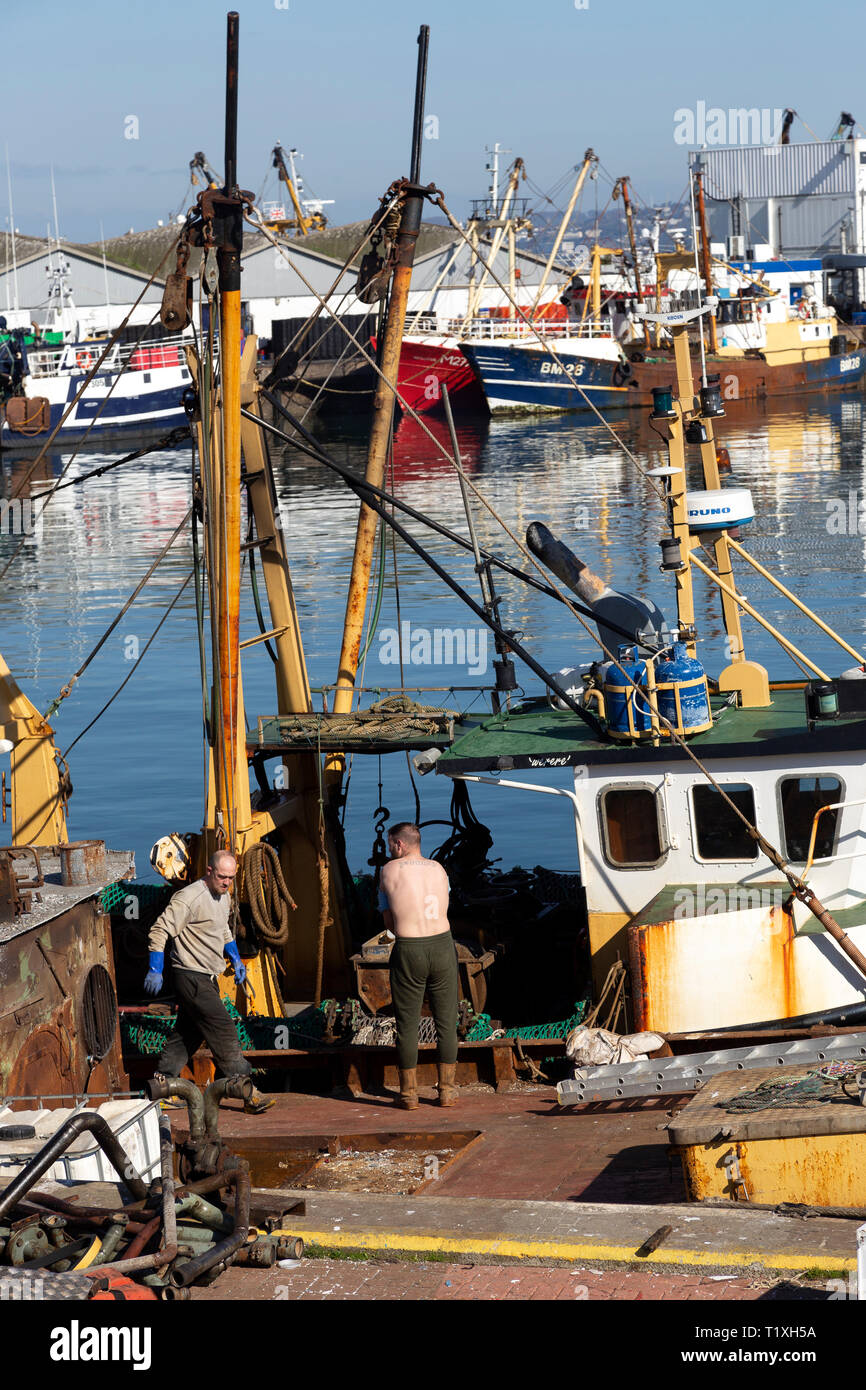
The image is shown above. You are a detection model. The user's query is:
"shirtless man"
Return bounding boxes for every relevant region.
[378,822,459,1110]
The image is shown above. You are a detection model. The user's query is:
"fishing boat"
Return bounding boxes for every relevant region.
[0,332,195,444]
[393,151,591,416]
[431,304,866,1037]
[461,167,866,415]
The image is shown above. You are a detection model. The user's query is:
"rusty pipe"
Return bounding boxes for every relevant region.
[145,1075,206,1144]
[87,1113,181,1279]
[169,1160,250,1288]
[203,1074,253,1140]
[156,1112,177,1279]
[0,1112,146,1219]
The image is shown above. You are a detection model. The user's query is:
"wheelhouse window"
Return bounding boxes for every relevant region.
[779,776,842,863]
[599,786,664,868]
[691,783,758,861]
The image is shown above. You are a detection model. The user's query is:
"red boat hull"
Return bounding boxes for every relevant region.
[395,337,484,414]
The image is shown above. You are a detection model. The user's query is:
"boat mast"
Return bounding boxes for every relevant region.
[532,149,596,313]
[211,10,245,850]
[613,176,643,309]
[693,165,719,354]
[464,158,522,324]
[327,26,431,782]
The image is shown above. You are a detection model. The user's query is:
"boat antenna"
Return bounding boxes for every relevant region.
[5,145,18,311]
[50,162,61,247]
[100,220,111,318]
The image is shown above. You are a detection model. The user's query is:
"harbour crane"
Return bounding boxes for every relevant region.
[189,151,222,189]
[267,143,330,235]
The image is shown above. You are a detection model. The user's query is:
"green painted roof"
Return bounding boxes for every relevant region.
[437,687,866,773]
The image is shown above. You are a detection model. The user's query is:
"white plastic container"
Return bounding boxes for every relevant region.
[0,1099,161,1184]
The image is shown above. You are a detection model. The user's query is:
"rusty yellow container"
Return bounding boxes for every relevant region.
[667,1064,866,1207]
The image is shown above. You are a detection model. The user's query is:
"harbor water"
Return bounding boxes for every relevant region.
[2,392,866,886]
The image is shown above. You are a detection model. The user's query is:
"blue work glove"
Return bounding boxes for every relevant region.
[224,941,246,985]
[144,951,164,996]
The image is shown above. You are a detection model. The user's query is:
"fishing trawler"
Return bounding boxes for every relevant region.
[0,332,195,444]
[461,171,866,414]
[433,305,866,1036]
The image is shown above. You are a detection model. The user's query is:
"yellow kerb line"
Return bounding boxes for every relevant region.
[293,1228,856,1272]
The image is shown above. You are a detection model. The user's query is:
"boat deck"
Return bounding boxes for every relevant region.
[436,686,866,772]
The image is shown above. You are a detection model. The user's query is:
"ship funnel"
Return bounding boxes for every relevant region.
[526,521,669,655]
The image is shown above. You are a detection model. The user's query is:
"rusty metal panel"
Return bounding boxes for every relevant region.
[0,900,128,1103]
[697,141,855,201]
[627,906,796,1033]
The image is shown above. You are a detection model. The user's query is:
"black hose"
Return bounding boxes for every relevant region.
[0,1113,147,1218]
[253,390,660,656]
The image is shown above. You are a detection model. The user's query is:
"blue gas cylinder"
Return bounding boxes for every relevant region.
[602,646,653,740]
[654,642,712,736]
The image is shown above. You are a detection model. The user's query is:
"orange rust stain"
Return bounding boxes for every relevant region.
[778,905,798,1021]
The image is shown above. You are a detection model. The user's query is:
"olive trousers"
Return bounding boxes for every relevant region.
[389,931,460,1070]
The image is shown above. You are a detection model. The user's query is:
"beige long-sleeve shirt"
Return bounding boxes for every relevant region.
[148,879,232,978]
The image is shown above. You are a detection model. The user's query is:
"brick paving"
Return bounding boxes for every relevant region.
[194,1258,831,1302]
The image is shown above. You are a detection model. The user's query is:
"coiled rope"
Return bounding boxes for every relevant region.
[241,842,297,947]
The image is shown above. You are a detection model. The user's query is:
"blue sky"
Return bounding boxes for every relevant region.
[6,0,866,243]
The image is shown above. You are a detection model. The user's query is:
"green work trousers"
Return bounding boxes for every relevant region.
[389,931,459,1070]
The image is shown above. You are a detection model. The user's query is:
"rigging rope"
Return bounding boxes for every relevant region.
[43,507,193,720]
[62,572,194,758]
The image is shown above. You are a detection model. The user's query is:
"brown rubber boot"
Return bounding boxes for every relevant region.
[397,1068,419,1110]
[244,1086,275,1115]
[437,1062,458,1108]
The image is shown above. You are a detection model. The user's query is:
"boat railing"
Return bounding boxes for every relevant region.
[26,333,197,380]
[432,317,613,341]
[803,796,866,875]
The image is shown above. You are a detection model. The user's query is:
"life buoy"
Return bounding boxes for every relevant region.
[797,301,810,320]
[76,350,94,369]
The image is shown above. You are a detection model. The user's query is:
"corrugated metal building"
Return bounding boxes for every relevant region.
[694,140,866,285]
[240,229,564,339]
[0,238,164,322]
